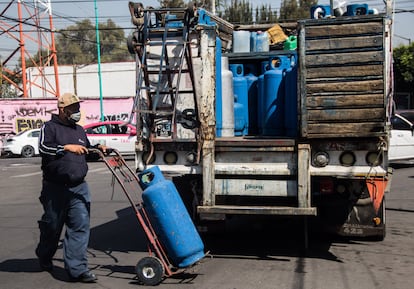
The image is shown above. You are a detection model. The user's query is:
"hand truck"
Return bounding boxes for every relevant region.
[90,148,193,285]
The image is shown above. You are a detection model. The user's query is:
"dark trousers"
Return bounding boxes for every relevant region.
[36,180,91,277]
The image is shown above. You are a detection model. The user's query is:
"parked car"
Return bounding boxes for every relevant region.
[389,111,414,162]
[1,128,40,158]
[84,121,137,155]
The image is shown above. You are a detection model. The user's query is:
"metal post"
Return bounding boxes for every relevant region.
[47,2,60,97]
[94,0,104,121]
[17,0,27,97]
[199,27,216,206]
[386,0,393,17]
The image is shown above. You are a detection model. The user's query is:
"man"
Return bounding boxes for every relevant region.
[35,92,106,283]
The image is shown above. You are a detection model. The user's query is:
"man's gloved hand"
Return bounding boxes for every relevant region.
[64,144,88,155]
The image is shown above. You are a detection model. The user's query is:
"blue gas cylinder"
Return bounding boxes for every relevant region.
[311,5,331,19]
[262,57,285,136]
[245,72,258,135]
[234,101,246,136]
[257,61,269,135]
[346,4,369,16]
[138,166,205,268]
[282,54,298,137]
[229,64,248,136]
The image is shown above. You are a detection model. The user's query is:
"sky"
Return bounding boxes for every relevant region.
[0,0,413,66]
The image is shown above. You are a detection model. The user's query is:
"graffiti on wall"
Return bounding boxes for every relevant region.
[10,106,57,132]
[85,113,130,122]
[0,98,133,135]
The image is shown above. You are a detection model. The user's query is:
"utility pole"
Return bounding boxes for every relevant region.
[386,0,393,17]
[94,0,104,121]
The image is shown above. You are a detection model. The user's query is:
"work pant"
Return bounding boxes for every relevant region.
[36,180,91,278]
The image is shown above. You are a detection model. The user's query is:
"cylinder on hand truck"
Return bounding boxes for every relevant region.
[138,166,205,268]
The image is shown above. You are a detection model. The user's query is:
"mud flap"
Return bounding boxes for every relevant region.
[366,178,387,214]
[338,196,386,240]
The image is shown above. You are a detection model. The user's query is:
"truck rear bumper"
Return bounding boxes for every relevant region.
[198,205,317,216]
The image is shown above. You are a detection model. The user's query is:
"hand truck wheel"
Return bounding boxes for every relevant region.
[135,256,165,286]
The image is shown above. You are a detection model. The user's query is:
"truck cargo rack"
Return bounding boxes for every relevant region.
[128,7,200,165]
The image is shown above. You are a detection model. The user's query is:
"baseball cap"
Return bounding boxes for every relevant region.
[57,93,81,108]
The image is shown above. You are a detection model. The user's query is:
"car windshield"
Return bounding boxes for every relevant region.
[15,130,29,136]
[392,116,411,130]
[399,112,414,124]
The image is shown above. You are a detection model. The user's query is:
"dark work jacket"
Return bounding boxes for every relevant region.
[39,114,92,186]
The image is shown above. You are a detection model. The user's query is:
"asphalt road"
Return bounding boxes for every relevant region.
[0,157,413,289]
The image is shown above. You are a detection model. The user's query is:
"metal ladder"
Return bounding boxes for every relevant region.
[130,8,199,155]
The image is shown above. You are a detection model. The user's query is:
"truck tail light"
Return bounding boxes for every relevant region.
[339,151,356,166]
[164,151,178,165]
[312,151,330,167]
[186,152,197,164]
[319,178,334,194]
[366,151,382,166]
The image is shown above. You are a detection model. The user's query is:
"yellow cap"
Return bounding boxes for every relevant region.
[57,93,81,108]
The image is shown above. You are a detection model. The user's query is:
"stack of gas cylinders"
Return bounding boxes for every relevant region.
[311,1,378,19]
[216,54,298,138]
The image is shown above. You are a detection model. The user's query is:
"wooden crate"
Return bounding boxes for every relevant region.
[298,16,387,138]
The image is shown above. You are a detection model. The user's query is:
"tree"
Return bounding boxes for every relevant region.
[279,0,317,20]
[255,4,278,24]
[0,64,20,98]
[55,19,130,65]
[99,19,129,63]
[159,0,186,8]
[222,0,253,24]
[393,43,414,95]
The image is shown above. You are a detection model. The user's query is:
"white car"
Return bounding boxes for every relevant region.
[1,129,40,158]
[389,111,414,162]
[84,121,137,155]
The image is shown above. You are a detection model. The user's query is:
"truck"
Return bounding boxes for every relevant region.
[127,2,393,242]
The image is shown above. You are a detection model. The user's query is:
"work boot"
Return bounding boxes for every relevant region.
[70,271,97,283]
[35,248,53,272]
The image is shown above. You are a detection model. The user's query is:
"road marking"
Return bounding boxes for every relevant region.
[11,172,42,178]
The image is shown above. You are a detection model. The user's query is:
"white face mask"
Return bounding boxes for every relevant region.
[68,111,81,123]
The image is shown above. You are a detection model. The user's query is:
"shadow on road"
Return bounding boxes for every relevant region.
[0,258,42,273]
[89,207,147,253]
[0,208,346,283]
[200,215,343,262]
[88,208,344,263]
[0,258,80,282]
[390,162,414,169]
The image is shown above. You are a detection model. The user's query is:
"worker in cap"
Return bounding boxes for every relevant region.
[36,92,107,283]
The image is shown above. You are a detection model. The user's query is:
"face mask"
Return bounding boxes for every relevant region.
[68,111,81,123]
